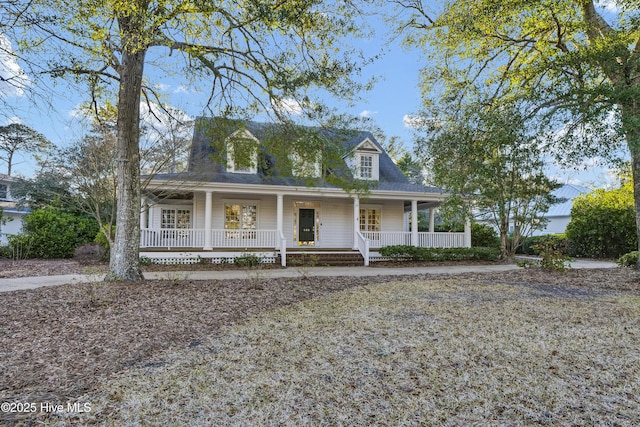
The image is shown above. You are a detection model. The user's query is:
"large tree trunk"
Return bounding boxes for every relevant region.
[620,103,640,269]
[106,46,146,281]
[631,148,640,269]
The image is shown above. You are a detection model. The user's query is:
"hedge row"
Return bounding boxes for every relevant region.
[379,245,500,262]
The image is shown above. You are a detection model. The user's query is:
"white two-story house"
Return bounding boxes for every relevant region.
[140,118,470,265]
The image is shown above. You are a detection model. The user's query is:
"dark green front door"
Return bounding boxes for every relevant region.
[299,208,315,244]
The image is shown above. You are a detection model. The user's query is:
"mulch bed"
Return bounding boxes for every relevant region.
[1,262,640,425]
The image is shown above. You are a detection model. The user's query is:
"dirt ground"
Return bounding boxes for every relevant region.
[1,259,639,425]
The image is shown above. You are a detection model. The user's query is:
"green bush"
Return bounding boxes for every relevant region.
[234,253,262,267]
[519,234,573,256]
[94,226,114,261]
[617,251,638,268]
[379,245,500,262]
[7,208,100,259]
[533,236,572,271]
[566,183,636,259]
[471,223,500,248]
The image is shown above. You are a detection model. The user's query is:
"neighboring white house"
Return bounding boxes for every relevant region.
[0,174,31,245]
[140,118,470,266]
[530,184,590,236]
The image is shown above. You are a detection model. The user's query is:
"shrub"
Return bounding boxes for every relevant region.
[566,183,636,259]
[519,234,573,256]
[471,223,500,248]
[234,253,262,267]
[533,236,572,271]
[7,208,100,259]
[379,245,500,262]
[94,226,114,261]
[139,256,153,266]
[617,251,638,268]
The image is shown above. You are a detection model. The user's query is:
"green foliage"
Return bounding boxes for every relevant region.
[234,253,262,268]
[398,0,640,262]
[7,208,100,259]
[379,245,500,262]
[94,226,115,261]
[416,103,560,259]
[519,234,573,256]
[566,183,636,259]
[617,251,638,268]
[0,123,51,176]
[471,223,500,248]
[533,237,572,272]
[139,256,152,266]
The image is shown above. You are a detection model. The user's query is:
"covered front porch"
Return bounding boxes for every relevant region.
[139,184,470,266]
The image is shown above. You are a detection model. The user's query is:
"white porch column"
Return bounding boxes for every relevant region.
[411,200,418,246]
[276,194,284,234]
[464,217,472,248]
[140,198,147,229]
[204,191,213,250]
[429,208,436,233]
[352,196,360,250]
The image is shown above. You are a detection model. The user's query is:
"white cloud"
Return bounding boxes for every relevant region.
[359,110,377,119]
[0,34,29,97]
[155,82,171,92]
[140,102,193,137]
[596,0,619,12]
[403,114,435,129]
[173,85,189,94]
[271,97,305,116]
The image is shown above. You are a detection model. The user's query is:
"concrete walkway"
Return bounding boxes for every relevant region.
[0,258,618,293]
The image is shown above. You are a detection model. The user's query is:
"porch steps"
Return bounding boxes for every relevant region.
[283,250,364,267]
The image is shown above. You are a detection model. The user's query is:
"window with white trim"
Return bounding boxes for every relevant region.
[0,184,7,200]
[161,208,191,229]
[359,207,380,235]
[225,203,257,238]
[359,155,373,179]
[227,130,258,173]
[290,150,322,178]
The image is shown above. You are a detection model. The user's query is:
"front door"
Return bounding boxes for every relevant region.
[298,208,315,245]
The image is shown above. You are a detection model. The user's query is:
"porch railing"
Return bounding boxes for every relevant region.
[141,228,206,248]
[355,231,370,266]
[362,231,466,249]
[361,231,411,248]
[140,228,279,249]
[419,232,465,248]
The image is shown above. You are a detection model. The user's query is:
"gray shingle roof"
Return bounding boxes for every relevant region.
[152,117,445,195]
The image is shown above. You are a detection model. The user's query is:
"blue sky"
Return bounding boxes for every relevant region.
[0,6,623,188]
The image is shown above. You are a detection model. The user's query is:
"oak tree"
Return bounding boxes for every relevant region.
[396,0,640,265]
[2,0,371,280]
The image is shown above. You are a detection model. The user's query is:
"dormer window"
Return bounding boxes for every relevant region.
[349,138,381,181]
[290,150,322,178]
[359,155,373,179]
[226,129,258,174]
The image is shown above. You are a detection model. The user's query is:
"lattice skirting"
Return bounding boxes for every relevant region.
[140,251,278,265]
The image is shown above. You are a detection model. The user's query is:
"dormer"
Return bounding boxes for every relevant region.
[289,149,322,178]
[348,138,381,181]
[226,129,259,174]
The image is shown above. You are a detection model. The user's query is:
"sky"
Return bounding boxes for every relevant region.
[0,4,625,189]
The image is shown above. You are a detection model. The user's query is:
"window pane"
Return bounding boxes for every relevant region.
[360,155,372,178]
[161,209,175,229]
[0,184,7,199]
[225,205,240,230]
[176,210,191,229]
[242,205,257,230]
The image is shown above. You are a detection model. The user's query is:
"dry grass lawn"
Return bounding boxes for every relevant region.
[37,274,640,426]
